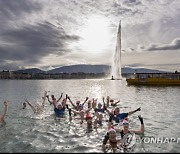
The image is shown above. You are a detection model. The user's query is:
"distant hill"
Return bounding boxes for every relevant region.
[13,65,170,74]
[121,67,168,74]
[47,64,111,74]
[14,68,45,74]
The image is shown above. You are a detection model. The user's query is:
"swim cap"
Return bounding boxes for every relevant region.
[98,103,102,106]
[56,102,62,108]
[110,99,114,102]
[79,104,83,108]
[122,118,129,124]
[108,128,116,133]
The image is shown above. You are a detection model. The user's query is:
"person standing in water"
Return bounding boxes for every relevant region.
[102,115,144,152]
[46,93,63,105]
[0,101,8,124]
[53,94,68,117]
[47,93,68,117]
[109,107,141,123]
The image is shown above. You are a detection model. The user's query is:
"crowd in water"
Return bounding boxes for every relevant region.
[0,91,144,153]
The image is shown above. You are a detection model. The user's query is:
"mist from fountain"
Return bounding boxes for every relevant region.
[110,20,122,80]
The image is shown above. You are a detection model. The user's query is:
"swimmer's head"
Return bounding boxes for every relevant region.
[51,95,55,100]
[108,128,116,137]
[76,101,80,105]
[79,104,83,110]
[122,118,129,129]
[57,104,63,110]
[110,99,114,103]
[98,103,102,108]
[114,107,120,115]
[88,100,91,105]
[62,98,66,102]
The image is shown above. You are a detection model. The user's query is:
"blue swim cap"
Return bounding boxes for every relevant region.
[79,104,83,108]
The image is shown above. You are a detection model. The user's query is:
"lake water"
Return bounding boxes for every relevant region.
[0,78,180,153]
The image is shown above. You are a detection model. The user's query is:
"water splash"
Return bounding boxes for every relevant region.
[111,20,122,80]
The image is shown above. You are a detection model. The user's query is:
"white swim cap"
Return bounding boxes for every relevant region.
[122,119,129,124]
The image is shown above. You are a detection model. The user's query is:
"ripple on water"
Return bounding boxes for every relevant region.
[0,79,180,153]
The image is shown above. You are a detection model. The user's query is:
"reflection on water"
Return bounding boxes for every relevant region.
[0,79,180,152]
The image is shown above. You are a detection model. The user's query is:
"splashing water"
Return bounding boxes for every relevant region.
[111,20,122,80]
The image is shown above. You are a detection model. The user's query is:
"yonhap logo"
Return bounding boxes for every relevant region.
[136,136,180,144]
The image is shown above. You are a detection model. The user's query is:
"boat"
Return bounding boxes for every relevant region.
[126,72,180,86]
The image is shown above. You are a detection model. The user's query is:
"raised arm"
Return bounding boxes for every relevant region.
[1,101,8,121]
[128,107,141,116]
[46,95,53,105]
[102,116,112,152]
[42,91,47,107]
[106,96,110,108]
[82,97,89,106]
[86,106,92,112]
[102,132,109,152]
[102,97,107,109]
[67,96,76,108]
[131,115,144,134]
[62,94,68,107]
[25,99,37,113]
[114,100,120,106]
[92,98,97,109]
[57,93,63,102]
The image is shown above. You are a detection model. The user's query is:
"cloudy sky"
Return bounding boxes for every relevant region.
[0,0,180,71]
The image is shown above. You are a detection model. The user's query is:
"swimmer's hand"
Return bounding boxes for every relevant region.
[138,115,144,124]
[67,96,70,100]
[135,107,141,112]
[85,97,89,101]
[66,104,69,109]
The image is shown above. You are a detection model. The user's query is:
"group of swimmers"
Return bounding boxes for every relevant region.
[0,91,144,153]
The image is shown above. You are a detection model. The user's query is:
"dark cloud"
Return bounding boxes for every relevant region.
[0,0,42,23]
[0,21,80,70]
[146,38,180,51]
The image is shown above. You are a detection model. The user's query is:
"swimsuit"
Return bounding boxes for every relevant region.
[54,108,65,117]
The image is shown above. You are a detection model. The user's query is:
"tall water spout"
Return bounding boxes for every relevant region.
[111,20,122,80]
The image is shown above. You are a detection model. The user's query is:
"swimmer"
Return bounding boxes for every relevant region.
[94,112,103,128]
[105,96,110,108]
[87,100,92,109]
[69,104,85,124]
[109,107,141,123]
[53,94,68,117]
[67,96,92,124]
[47,93,63,105]
[93,102,106,113]
[110,99,120,107]
[85,112,93,132]
[25,91,47,114]
[102,123,122,153]
[0,101,8,124]
[67,96,89,111]
[102,115,144,152]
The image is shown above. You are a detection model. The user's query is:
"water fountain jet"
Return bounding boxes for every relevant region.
[110,20,122,80]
